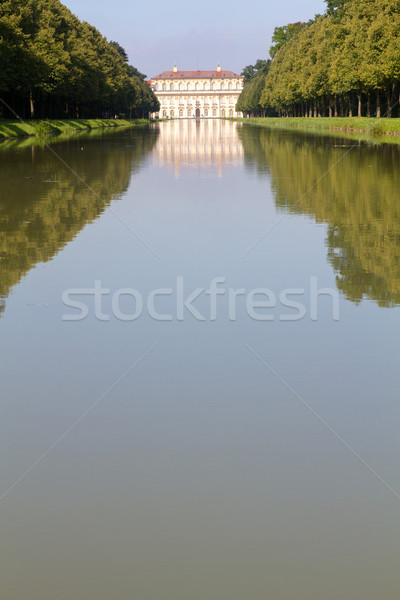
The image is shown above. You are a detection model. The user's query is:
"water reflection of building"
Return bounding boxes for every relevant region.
[150,64,244,119]
[151,119,244,177]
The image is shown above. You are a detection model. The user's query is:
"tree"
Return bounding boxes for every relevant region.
[0,0,159,119]
[269,22,307,59]
[237,59,272,115]
[260,0,400,118]
[325,0,353,17]
[109,41,128,63]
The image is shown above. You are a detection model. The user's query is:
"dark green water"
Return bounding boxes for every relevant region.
[0,120,399,600]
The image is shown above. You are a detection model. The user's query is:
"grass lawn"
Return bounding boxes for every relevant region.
[0,118,150,140]
[234,117,400,140]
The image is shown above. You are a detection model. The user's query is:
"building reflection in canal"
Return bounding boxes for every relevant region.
[150,119,244,178]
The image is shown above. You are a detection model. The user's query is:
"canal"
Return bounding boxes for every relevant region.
[0,120,399,599]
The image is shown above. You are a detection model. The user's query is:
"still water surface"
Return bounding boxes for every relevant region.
[0,120,399,599]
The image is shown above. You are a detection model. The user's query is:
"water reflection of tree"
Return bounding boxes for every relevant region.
[0,127,159,314]
[238,126,400,306]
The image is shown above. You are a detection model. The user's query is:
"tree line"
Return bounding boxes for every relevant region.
[237,0,400,118]
[0,0,160,120]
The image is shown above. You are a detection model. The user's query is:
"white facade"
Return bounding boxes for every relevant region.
[150,65,244,119]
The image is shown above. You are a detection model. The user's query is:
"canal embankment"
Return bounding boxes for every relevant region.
[233,117,400,143]
[0,118,151,140]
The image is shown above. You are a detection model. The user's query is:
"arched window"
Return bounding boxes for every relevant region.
[229,109,233,117]
[204,82,208,90]
[236,82,241,90]
[228,82,232,90]
[170,83,174,91]
[179,109,183,117]
[222,109,226,117]
[204,109,208,117]
[212,82,216,90]
[179,82,183,91]
[221,82,224,90]
[170,110,174,118]
[163,110,167,118]
[153,84,158,91]
[187,109,192,117]
[162,83,166,91]
[213,109,217,116]
[195,82,200,90]
[187,82,191,91]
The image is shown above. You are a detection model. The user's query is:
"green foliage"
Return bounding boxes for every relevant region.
[262,0,400,118]
[324,0,353,17]
[269,22,307,59]
[0,0,159,119]
[241,59,270,84]
[237,59,273,116]
[109,41,128,63]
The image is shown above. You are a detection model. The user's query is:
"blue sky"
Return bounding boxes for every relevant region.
[62,0,326,77]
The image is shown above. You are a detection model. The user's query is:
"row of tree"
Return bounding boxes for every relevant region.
[236,60,272,117]
[237,0,400,118]
[0,0,160,120]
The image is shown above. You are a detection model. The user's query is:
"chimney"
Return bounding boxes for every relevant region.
[217,64,222,72]
[173,64,178,72]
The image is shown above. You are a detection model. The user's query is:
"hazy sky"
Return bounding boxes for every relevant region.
[62,0,326,77]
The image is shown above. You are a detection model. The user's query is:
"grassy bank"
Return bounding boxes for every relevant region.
[234,117,400,141]
[0,118,150,140]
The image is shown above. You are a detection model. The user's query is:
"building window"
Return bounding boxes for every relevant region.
[162,83,166,91]
[170,83,174,91]
[195,82,200,90]
[163,110,167,118]
[229,82,232,90]
[204,82,208,90]
[222,109,226,117]
[179,109,183,117]
[221,82,224,90]
[187,109,192,117]
[153,84,157,91]
[213,109,216,116]
[187,83,191,90]
[229,109,233,117]
[204,109,208,117]
[170,110,174,118]
[212,82,216,90]
[179,83,183,91]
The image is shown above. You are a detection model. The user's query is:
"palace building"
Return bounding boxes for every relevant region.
[149,64,244,119]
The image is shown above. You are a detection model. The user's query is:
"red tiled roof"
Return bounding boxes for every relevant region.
[152,70,241,80]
